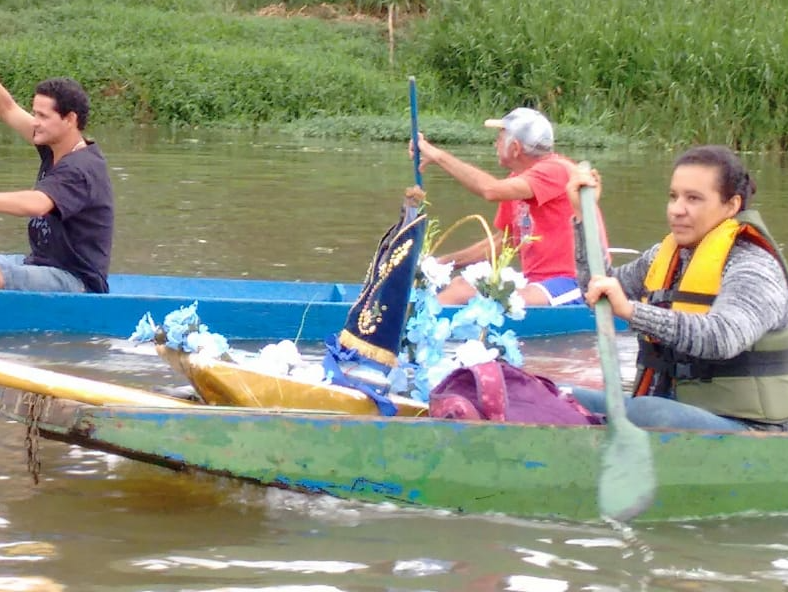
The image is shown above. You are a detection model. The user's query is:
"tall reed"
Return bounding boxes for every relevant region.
[411,0,788,150]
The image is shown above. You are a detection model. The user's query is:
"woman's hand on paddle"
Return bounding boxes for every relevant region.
[409,132,440,173]
[585,275,634,320]
[566,166,602,221]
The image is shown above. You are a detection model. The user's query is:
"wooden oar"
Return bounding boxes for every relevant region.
[0,359,193,408]
[578,163,655,522]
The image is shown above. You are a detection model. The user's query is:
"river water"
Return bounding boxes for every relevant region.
[1,128,788,591]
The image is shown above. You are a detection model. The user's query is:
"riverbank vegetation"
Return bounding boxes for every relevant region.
[1,0,786,150]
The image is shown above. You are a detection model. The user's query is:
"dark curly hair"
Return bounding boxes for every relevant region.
[673,145,756,211]
[34,77,90,131]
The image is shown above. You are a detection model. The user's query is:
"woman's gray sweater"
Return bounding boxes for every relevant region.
[574,222,788,361]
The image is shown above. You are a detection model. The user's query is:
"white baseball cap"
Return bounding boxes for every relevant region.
[484,107,554,155]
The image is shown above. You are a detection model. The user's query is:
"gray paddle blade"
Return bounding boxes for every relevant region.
[598,420,656,522]
[578,160,656,522]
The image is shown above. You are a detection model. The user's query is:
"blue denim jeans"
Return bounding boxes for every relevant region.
[567,386,751,431]
[0,254,85,292]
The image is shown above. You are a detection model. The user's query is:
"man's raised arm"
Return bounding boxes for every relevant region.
[0,81,34,144]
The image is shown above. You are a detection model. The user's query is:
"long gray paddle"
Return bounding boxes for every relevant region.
[579,163,656,522]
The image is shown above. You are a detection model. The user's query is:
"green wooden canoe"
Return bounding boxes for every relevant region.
[2,370,786,523]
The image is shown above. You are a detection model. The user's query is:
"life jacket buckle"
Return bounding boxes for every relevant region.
[675,362,695,379]
[647,289,673,306]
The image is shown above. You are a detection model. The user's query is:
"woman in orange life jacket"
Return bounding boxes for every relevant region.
[565,145,788,431]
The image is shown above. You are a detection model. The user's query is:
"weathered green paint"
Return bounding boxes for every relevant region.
[4,391,787,522]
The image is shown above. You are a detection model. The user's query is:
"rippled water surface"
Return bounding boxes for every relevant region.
[1,128,788,591]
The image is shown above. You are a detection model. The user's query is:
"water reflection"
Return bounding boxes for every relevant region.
[3,127,786,283]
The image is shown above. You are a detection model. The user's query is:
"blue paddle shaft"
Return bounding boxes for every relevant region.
[408,76,422,189]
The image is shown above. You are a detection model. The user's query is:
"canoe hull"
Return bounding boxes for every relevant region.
[0,273,620,340]
[156,346,427,416]
[4,388,787,522]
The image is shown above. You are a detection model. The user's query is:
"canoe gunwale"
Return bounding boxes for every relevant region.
[0,273,624,340]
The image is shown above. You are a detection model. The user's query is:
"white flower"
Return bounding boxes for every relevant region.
[289,363,326,383]
[269,340,303,367]
[243,340,305,376]
[454,339,499,367]
[426,356,461,389]
[188,331,230,359]
[433,316,452,342]
[500,266,528,290]
[420,256,454,288]
[507,291,526,320]
[461,260,493,287]
[244,353,289,376]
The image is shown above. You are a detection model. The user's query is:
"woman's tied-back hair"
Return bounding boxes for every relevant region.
[34,77,90,131]
[673,145,757,210]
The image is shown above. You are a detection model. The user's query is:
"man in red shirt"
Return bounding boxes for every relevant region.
[410,107,581,306]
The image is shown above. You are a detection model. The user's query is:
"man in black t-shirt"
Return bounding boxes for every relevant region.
[0,77,114,293]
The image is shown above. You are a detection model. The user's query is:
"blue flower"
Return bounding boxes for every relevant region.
[410,369,433,402]
[449,321,482,342]
[162,301,200,339]
[450,295,504,332]
[129,312,156,343]
[488,329,523,367]
[467,295,506,328]
[415,341,443,367]
[406,308,439,344]
[387,365,411,393]
[401,252,533,400]
[411,287,443,316]
[433,317,452,342]
[165,324,187,351]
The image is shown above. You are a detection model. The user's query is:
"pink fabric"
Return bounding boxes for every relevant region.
[470,361,507,421]
[493,154,577,282]
[429,361,601,425]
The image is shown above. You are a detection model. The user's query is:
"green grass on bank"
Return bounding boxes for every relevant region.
[284,115,621,150]
[0,1,402,125]
[414,0,788,151]
[1,0,787,150]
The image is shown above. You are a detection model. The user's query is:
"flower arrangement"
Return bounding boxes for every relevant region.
[129,211,532,406]
[391,220,529,402]
[130,302,330,384]
[130,301,230,359]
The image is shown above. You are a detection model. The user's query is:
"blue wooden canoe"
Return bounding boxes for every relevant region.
[0,364,785,523]
[0,273,623,340]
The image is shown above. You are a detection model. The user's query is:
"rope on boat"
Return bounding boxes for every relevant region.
[22,391,44,485]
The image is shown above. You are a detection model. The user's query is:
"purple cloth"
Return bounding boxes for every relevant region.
[429,361,601,425]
